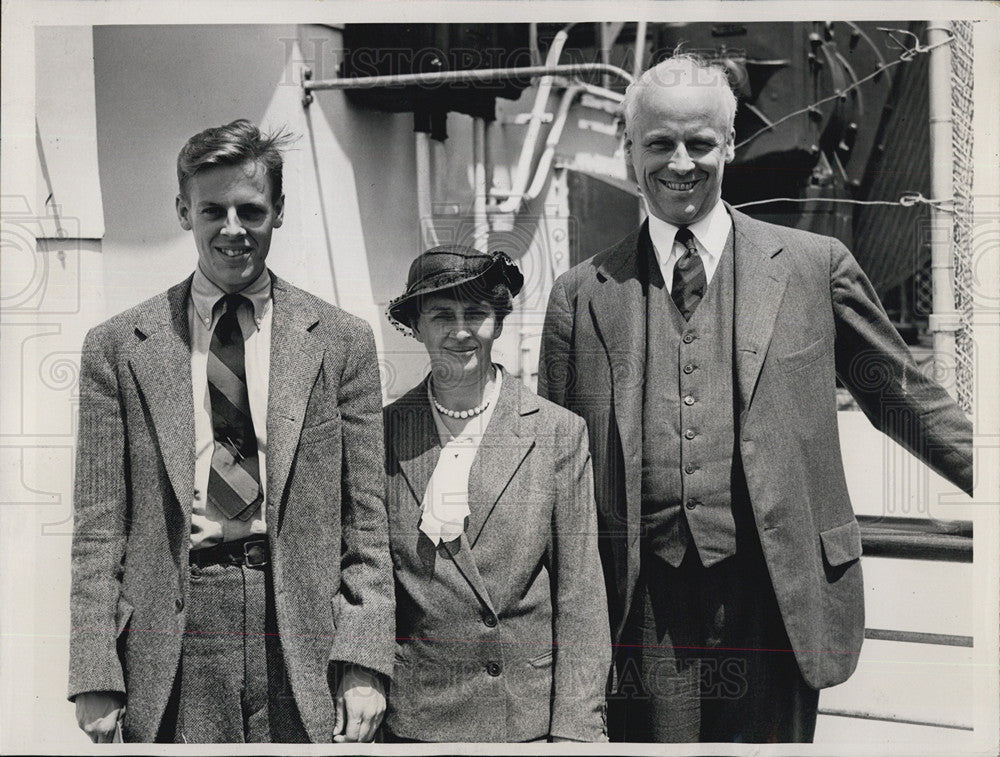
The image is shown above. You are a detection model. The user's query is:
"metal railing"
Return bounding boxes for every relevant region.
[857,514,972,562]
[817,515,974,732]
[301,62,635,105]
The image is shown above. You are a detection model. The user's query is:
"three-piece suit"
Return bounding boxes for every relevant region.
[538,205,973,739]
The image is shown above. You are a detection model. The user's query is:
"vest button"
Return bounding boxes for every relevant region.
[685,500,699,510]
[486,662,502,677]
[683,395,696,406]
[483,613,498,628]
[684,463,697,474]
[684,428,696,440]
[683,363,695,374]
[682,333,696,344]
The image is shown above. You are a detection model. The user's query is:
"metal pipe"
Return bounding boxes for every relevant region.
[551,76,625,104]
[857,513,973,562]
[472,117,489,251]
[414,131,437,248]
[633,21,647,78]
[521,86,582,203]
[817,708,972,732]
[303,62,634,92]
[926,21,958,393]
[493,25,574,215]
[864,628,973,647]
[484,118,496,209]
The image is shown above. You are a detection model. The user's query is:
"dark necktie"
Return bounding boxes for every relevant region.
[207,294,262,521]
[671,227,707,320]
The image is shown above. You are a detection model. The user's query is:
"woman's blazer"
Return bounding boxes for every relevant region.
[383,372,610,743]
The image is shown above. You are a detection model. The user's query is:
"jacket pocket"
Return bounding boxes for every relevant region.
[528,648,555,668]
[820,520,863,567]
[776,336,826,373]
[299,415,340,445]
[115,596,134,638]
[329,596,341,633]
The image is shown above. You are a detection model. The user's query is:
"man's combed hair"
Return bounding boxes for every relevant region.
[622,51,739,132]
[176,119,296,203]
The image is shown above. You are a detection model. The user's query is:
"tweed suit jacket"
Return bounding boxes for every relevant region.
[538,206,973,691]
[68,272,395,742]
[383,373,611,742]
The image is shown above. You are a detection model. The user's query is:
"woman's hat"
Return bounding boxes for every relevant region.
[386,245,524,336]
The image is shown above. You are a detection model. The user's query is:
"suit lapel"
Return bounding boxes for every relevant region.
[730,206,789,408]
[466,375,536,547]
[128,278,196,517]
[388,379,498,613]
[444,534,498,617]
[388,379,442,511]
[588,227,647,577]
[589,226,647,476]
[265,275,325,524]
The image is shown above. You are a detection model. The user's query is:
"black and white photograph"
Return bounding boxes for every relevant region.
[1,1,998,754]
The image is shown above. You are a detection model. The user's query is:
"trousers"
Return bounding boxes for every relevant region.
[608,542,819,743]
[154,561,309,743]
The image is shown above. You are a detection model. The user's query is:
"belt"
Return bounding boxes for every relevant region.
[189,536,269,568]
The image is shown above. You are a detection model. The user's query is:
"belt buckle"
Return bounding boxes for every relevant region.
[243,539,268,568]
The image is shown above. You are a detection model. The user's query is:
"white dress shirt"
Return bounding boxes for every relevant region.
[188,266,272,549]
[647,200,733,292]
[419,366,504,546]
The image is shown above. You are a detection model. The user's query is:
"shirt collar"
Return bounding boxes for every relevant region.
[647,200,732,269]
[191,265,272,329]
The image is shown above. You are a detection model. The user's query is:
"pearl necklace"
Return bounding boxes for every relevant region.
[431,393,490,420]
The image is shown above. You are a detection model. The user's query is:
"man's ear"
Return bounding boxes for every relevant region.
[493,319,504,340]
[623,132,638,185]
[176,194,193,231]
[273,194,285,228]
[724,127,736,163]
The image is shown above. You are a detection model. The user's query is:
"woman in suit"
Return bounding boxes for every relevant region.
[381,245,610,743]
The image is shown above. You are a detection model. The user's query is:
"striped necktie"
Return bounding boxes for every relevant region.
[671,227,707,320]
[207,294,262,521]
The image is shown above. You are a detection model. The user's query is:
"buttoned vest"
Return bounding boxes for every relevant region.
[640,226,741,568]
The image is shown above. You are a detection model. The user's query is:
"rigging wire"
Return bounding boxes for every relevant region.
[732,191,954,211]
[734,28,954,152]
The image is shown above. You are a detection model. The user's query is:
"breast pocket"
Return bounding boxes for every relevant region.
[776,336,827,373]
[298,414,340,445]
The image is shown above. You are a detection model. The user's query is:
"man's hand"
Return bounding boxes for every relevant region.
[332,665,385,742]
[75,691,125,743]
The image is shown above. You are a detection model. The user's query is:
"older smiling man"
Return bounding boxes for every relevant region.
[538,55,972,743]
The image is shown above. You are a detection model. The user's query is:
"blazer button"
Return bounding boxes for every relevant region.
[486,661,502,677]
[175,597,184,613]
[685,500,699,510]
[482,613,498,628]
